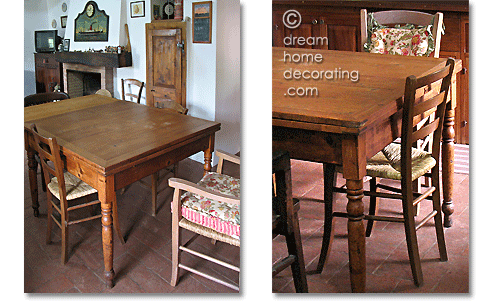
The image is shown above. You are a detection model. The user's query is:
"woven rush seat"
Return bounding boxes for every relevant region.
[179,172,240,240]
[47,171,97,200]
[367,143,436,181]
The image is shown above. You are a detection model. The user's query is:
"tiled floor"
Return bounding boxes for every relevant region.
[273,157,469,293]
[24,154,240,293]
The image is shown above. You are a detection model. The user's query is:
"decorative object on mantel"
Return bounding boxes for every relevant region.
[130,1,145,18]
[124,24,131,52]
[61,16,67,28]
[192,1,212,43]
[175,0,183,20]
[63,39,70,52]
[74,1,109,42]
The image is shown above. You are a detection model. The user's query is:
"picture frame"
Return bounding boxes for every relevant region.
[192,1,212,43]
[74,1,109,42]
[61,16,67,28]
[130,1,145,18]
[63,39,70,52]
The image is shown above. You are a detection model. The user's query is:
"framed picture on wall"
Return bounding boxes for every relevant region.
[61,16,68,28]
[74,1,109,41]
[130,1,145,18]
[192,1,212,43]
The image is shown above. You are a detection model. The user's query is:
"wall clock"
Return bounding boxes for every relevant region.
[163,0,175,19]
[86,2,95,18]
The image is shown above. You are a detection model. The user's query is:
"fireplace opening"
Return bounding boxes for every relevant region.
[67,71,102,97]
[63,63,114,98]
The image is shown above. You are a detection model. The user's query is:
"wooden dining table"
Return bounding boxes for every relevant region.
[24,94,220,288]
[272,47,462,292]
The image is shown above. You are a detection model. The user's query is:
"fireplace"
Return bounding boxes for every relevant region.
[63,63,114,98]
[55,51,132,98]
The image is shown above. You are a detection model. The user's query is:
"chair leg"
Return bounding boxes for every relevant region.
[402,200,424,287]
[171,188,182,287]
[316,163,337,273]
[286,210,308,293]
[171,220,181,286]
[61,214,69,265]
[46,193,53,245]
[432,170,447,261]
[151,172,158,216]
[365,177,378,237]
[113,199,126,245]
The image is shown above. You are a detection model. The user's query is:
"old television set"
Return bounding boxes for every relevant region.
[35,30,61,53]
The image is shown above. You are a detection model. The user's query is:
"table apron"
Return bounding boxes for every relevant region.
[272,126,343,164]
[113,135,211,190]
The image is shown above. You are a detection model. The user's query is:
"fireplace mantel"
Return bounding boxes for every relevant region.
[54,51,132,68]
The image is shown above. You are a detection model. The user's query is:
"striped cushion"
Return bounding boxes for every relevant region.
[180,172,240,239]
[367,143,436,181]
[47,172,97,200]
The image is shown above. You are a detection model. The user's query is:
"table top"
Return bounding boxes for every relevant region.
[272,48,459,134]
[25,95,220,172]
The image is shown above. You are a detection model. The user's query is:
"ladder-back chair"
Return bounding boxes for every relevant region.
[29,124,125,264]
[331,58,455,287]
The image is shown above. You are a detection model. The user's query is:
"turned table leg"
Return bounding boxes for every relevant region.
[346,179,366,293]
[98,176,115,289]
[441,105,455,227]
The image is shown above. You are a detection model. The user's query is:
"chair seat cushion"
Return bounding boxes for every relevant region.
[367,26,434,56]
[48,172,97,201]
[367,143,436,181]
[180,172,240,239]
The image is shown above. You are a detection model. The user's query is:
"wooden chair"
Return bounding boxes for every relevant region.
[24,91,69,107]
[361,9,444,58]
[330,58,455,287]
[29,124,125,264]
[25,92,70,195]
[121,78,144,103]
[169,150,240,291]
[272,151,308,293]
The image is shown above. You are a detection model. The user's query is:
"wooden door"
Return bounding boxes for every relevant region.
[146,21,186,108]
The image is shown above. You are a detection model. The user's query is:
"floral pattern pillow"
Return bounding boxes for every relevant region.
[179,172,240,238]
[367,26,433,56]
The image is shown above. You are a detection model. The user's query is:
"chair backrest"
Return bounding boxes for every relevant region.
[29,124,69,207]
[24,92,70,107]
[360,9,443,58]
[95,89,112,97]
[155,100,188,115]
[400,58,455,186]
[121,78,144,104]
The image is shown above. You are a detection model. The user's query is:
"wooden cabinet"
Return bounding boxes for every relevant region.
[34,53,63,93]
[273,0,469,144]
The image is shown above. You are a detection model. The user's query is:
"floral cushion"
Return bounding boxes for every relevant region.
[179,172,240,239]
[363,13,437,57]
[367,26,433,56]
